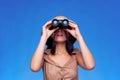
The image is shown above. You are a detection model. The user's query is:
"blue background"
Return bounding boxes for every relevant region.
[0,0,120,80]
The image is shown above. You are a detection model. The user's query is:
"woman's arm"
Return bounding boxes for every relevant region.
[76,35,95,70]
[30,36,47,72]
[64,21,95,70]
[30,21,58,72]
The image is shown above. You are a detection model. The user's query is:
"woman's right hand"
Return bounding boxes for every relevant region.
[41,20,58,39]
[31,21,58,72]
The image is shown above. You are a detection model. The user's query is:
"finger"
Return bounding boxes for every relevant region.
[44,20,52,29]
[69,21,78,29]
[51,27,59,33]
[63,28,71,33]
[69,20,77,25]
[69,22,75,28]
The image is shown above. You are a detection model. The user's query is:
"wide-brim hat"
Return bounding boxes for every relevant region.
[46,16,77,48]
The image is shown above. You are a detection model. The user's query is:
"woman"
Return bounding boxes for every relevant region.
[30,16,95,80]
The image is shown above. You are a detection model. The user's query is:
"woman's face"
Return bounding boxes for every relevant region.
[52,16,68,43]
[54,29,67,43]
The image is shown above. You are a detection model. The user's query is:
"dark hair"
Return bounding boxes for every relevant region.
[46,31,76,55]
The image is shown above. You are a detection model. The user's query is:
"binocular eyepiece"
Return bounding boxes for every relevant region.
[49,19,72,30]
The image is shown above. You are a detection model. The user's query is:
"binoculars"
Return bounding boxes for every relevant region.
[49,19,72,30]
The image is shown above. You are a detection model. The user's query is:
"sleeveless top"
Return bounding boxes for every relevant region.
[42,48,79,80]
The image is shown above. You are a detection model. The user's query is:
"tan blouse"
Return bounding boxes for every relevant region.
[42,48,79,80]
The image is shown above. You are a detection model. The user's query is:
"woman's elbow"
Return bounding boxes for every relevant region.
[85,64,95,70]
[30,64,41,72]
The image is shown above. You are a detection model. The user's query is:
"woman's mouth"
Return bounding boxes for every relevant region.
[55,29,65,37]
[56,34,63,36]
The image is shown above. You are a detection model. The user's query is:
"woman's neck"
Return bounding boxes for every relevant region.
[55,42,67,55]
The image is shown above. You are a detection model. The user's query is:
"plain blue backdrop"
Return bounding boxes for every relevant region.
[0,0,120,80]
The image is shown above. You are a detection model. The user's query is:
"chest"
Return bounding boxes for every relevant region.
[48,54,72,67]
[43,54,78,80]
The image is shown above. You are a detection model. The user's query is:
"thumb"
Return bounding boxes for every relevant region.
[51,27,59,33]
[64,28,71,33]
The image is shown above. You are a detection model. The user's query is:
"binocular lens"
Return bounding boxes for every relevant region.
[50,19,71,30]
[53,20,58,26]
[63,20,68,26]
[52,19,68,27]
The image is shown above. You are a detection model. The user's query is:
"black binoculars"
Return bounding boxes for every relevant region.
[49,19,72,30]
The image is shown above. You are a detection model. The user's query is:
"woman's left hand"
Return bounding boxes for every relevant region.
[64,21,82,40]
